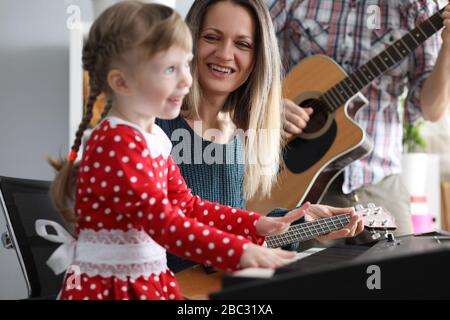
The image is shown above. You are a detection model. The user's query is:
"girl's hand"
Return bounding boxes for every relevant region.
[255,202,310,237]
[305,204,364,241]
[239,243,296,269]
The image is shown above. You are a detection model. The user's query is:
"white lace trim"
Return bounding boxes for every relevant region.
[73,228,168,280]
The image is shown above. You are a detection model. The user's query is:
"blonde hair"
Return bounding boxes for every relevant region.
[49,1,192,224]
[183,0,283,200]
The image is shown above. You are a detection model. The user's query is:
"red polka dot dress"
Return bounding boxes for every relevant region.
[58,117,265,300]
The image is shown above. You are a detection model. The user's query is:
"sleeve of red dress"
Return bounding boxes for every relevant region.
[98,125,264,271]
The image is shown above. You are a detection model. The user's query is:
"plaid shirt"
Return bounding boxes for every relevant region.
[267,0,442,193]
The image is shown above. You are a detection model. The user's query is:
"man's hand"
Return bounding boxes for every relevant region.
[282,98,313,140]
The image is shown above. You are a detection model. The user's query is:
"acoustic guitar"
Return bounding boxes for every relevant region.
[246,6,446,213]
[177,204,396,299]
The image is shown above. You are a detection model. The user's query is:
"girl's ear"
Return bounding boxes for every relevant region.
[107,69,133,96]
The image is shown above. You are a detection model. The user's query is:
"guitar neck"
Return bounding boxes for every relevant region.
[321,8,445,112]
[265,213,352,248]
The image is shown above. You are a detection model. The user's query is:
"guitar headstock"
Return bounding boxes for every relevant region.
[355,203,397,230]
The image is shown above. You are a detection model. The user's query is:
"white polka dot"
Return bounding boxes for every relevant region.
[116,214,123,221]
[87,188,92,193]
[244,228,249,234]
[122,156,129,163]
[104,166,111,173]
[237,217,242,223]
[216,256,222,263]
[136,163,143,170]
[208,243,215,250]
[243,243,249,250]
[142,150,149,157]
[214,205,220,210]
[135,135,142,142]
[176,240,182,247]
[121,286,127,292]
[83,297,89,300]
[149,229,155,235]
[188,234,195,241]
[98,222,104,228]
[85,216,91,222]
[231,209,237,213]
[130,176,137,183]
[159,213,165,219]
[94,162,100,168]
[82,197,88,202]
[156,182,161,189]
[220,214,225,220]
[96,147,103,153]
[203,210,208,216]
[142,285,148,291]
[109,150,115,157]
[199,202,204,206]
[104,208,111,214]
[148,171,154,178]
[125,202,132,207]
[178,179,182,185]
[169,225,176,232]
[183,221,191,228]
[159,160,164,166]
[113,185,120,192]
[227,225,233,231]
[195,248,202,254]
[140,295,147,300]
[90,284,96,290]
[147,213,153,220]
[117,170,124,177]
[137,211,143,218]
[185,251,191,257]
[223,238,230,244]
[128,142,136,149]
[113,197,120,203]
[203,229,210,236]
[101,181,107,188]
[153,162,158,168]
[140,193,148,200]
[149,198,156,205]
[228,249,234,257]
[84,166,89,172]
[92,203,99,209]
[90,177,96,183]
[114,135,121,142]
[209,221,214,227]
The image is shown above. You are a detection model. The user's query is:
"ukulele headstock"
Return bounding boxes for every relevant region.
[355,203,397,230]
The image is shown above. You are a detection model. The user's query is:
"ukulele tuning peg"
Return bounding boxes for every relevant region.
[367,203,376,209]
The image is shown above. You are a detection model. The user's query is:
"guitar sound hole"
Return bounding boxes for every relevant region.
[299,98,329,134]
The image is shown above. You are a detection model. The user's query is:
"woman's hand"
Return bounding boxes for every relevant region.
[239,243,296,269]
[282,98,313,140]
[305,204,364,241]
[255,202,310,237]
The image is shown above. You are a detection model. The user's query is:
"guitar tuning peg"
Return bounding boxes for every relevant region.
[367,203,376,209]
[355,204,364,211]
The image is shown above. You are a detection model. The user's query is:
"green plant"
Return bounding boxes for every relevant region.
[403,119,427,153]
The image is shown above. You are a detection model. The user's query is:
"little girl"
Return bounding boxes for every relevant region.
[43,1,305,300]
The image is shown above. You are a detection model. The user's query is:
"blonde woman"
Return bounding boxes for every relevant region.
[156,0,364,272]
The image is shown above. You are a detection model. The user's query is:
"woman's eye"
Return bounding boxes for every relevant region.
[164,66,175,74]
[204,34,219,41]
[237,42,252,49]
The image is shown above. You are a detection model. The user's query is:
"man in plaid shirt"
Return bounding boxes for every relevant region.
[268,0,450,236]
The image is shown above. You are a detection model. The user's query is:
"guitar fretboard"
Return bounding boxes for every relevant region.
[266,213,351,248]
[320,8,445,113]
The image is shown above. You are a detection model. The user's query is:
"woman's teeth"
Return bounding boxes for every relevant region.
[209,64,232,74]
